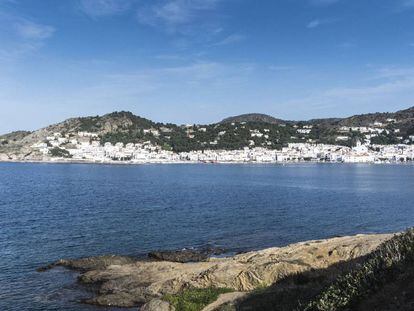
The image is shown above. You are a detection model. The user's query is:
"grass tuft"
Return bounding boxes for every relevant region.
[164,287,233,311]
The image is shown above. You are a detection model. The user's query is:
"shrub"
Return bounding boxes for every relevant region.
[303,228,414,311]
[164,287,233,311]
[49,147,72,158]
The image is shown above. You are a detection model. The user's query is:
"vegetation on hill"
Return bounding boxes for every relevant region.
[0,131,31,143]
[220,113,285,125]
[77,111,155,133]
[98,119,361,152]
[49,147,72,158]
[2,106,414,155]
[77,116,102,132]
[95,107,414,152]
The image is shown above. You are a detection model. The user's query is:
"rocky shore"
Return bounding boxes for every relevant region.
[39,233,392,310]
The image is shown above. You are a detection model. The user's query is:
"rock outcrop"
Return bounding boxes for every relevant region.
[43,233,392,308]
[37,255,136,272]
[140,298,176,311]
[148,247,225,263]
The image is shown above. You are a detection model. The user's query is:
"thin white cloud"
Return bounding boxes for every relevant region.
[402,0,414,8]
[282,66,414,115]
[395,0,414,12]
[307,19,321,28]
[212,34,245,46]
[0,12,55,62]
[79,0,132,17]
[137,0,220,31]
[323,79,414,98]
[0,0,16,6]
[369,66,414,80]
[67,61,255,105]
[14,20,55,40]
[306,18,337,29]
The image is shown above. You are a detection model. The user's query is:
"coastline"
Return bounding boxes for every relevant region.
[40,232,394,310]
[1,158,414,166]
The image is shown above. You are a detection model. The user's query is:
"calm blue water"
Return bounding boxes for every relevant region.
[1,163,414,310]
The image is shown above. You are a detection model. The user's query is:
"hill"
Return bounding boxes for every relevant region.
[220,113,285,125]
[1,106,414,161]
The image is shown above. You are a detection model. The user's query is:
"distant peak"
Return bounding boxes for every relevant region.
[219,113,283,124]
[105,111,135,118]
[398,106,414,113]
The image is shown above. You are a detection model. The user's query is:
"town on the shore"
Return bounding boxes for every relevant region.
[30,121,414,164]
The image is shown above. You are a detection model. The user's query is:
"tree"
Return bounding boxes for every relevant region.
[49,147,72,158]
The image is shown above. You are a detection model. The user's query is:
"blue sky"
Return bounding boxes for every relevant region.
[1,0,414,133]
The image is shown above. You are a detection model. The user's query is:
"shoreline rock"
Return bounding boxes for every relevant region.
[37,255,136,272]
[38,233,393,308]
[148,247,226,263]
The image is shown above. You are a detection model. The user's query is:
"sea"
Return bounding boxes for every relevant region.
[1,162,413,310]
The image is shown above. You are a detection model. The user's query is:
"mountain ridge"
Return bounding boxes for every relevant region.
[1,106,414,160]
[2,106,414,137]
[219,113,286,125]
